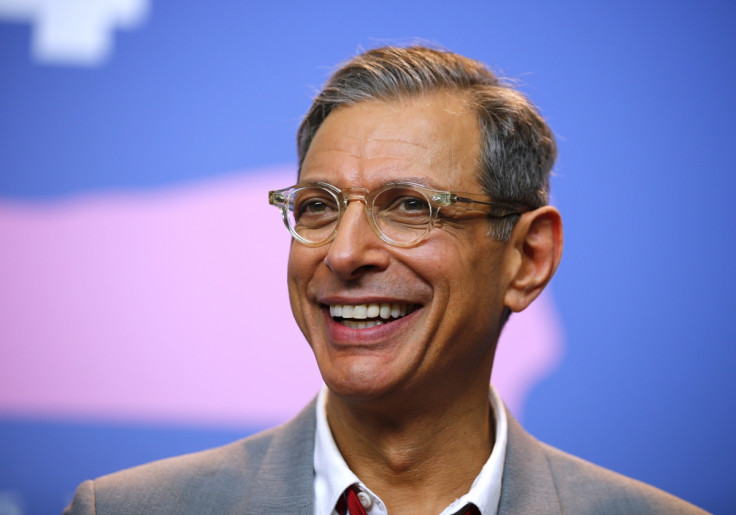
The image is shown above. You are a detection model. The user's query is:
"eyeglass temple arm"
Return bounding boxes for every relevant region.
[442,193,529,215]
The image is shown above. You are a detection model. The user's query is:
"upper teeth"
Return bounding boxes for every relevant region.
[330,303,412,320]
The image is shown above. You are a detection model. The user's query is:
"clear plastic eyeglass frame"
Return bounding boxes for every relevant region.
[268,181,528,248]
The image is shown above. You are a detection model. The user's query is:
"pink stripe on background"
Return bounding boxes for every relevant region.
[0,166,562,426]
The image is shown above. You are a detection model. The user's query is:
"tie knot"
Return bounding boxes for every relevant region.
[461,504,481,515]
[335,486,480,515]
[335,485,370,515]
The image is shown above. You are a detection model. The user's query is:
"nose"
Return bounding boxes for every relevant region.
[323,200,390,280]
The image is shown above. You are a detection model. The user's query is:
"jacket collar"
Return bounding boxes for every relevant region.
[497,409,561,514]
[243,394,562,515]
[243,399,317,514]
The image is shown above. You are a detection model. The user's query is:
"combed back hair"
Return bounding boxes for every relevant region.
[296,45,557,240]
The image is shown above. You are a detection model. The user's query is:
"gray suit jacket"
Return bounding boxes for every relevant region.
[64,399,706,514]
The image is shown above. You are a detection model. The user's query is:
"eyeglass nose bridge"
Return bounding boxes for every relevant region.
[339,187,370,207]
[334,187,383,239]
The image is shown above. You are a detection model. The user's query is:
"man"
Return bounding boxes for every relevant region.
[65,46,705,514]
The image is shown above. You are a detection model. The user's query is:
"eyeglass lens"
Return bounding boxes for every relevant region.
[287,185,433,245]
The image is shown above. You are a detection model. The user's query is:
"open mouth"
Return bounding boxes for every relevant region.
[328,302,418,329]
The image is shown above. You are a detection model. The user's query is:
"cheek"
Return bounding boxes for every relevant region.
[286,246,321,331]
[286,245,332,301]
[287,243,318,287]
[433,238,507,310]
[417,237,486,286]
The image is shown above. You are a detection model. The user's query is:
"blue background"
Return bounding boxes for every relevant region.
[1,1,734,513]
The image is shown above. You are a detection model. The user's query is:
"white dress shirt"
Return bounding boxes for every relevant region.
[313,385,508,515]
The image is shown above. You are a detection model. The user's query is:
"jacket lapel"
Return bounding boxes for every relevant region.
[242,399,318,514]
[497,409,562,515]
[237,397,563,514]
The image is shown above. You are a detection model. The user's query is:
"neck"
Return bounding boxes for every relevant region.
[326,380,494,513]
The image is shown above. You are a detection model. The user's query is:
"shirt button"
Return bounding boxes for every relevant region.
[357,491,373,510]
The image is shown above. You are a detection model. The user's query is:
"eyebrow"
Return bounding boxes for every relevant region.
[295,176,447,190]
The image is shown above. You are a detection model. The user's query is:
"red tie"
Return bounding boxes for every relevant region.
[335,486,367,515]
[335,485,480,514]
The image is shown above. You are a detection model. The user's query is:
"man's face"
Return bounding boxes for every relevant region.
[288,93,514,402]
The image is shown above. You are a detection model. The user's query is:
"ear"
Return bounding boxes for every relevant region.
[503,206,563,312]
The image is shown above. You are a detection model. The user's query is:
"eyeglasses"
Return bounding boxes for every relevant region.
[268,181,528,247]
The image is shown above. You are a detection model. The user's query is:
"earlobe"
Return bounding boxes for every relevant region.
[503,206,563,312]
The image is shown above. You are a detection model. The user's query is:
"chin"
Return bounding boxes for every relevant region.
[320,358,408,402]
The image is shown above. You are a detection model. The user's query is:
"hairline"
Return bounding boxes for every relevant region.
[296,46,555,240]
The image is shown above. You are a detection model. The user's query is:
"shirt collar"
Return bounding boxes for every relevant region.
[313,385,508,515]
[313,385,386,515]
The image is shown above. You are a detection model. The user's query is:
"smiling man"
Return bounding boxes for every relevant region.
[65,46,705,514]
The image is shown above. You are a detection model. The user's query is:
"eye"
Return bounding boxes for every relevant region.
[297,199,329,216]
[290,189,339,225]
[397,197,429,213]
[374,187,432,226]
[383,195,430,217]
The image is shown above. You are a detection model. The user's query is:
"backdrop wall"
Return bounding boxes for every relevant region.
[1,1,734,513]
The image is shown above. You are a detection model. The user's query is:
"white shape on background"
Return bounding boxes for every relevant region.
[0,0,149,65]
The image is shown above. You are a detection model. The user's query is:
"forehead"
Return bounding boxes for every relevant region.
[300,92,482,191]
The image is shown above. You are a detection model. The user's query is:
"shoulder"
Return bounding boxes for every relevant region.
[64,400,317,515]
[500,409,707,514]
[94,427,279,496]
[540,442,707,514]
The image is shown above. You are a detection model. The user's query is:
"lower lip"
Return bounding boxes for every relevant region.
[324,308,421,346]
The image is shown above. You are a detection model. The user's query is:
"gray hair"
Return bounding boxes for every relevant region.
[296,45,557,240]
